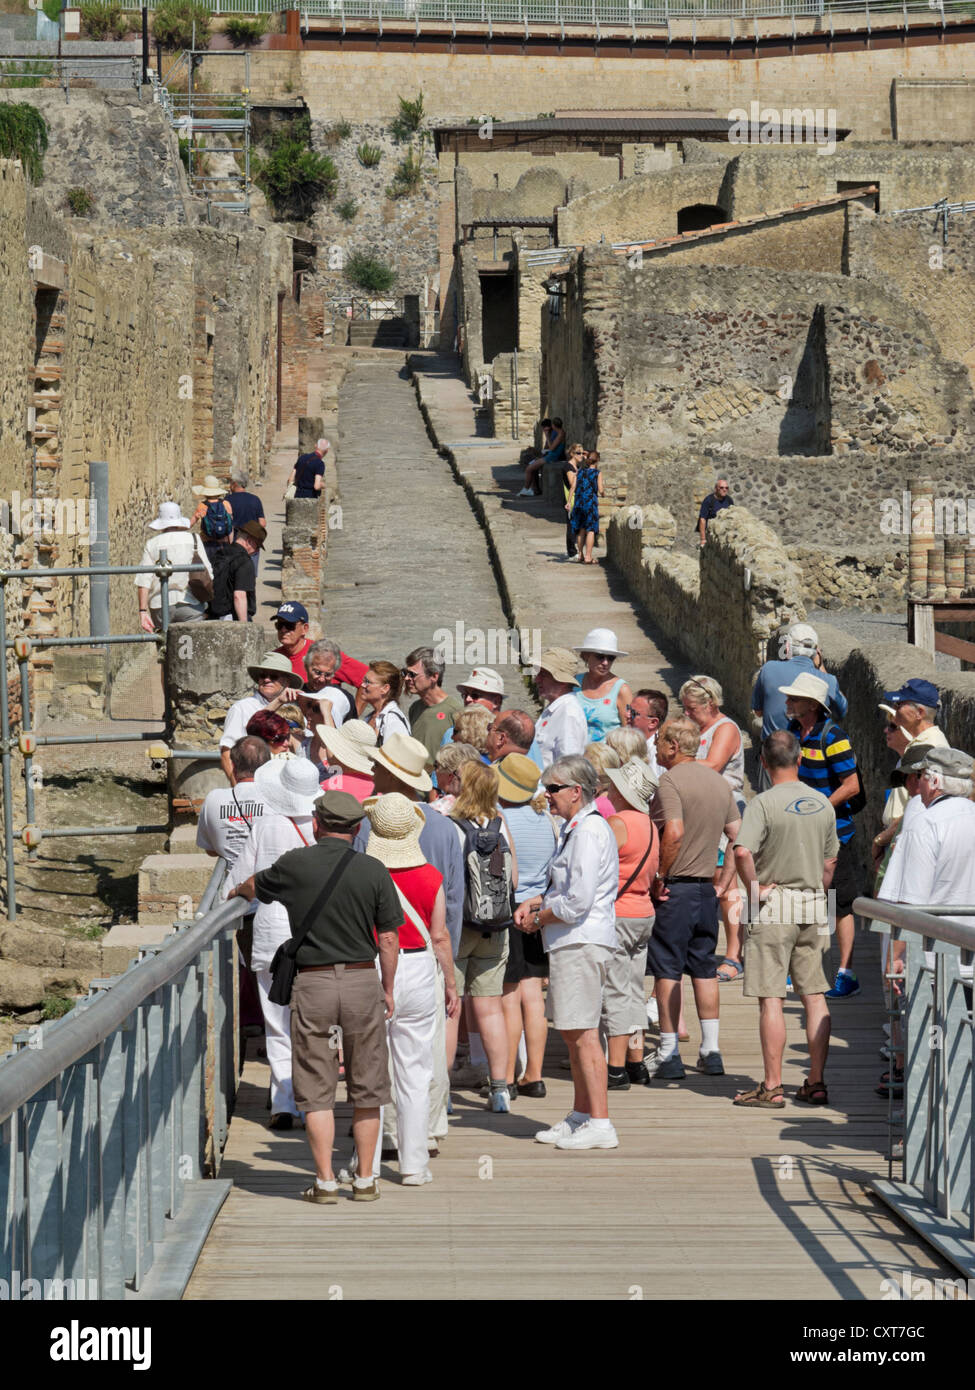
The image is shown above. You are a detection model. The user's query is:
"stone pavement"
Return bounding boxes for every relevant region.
[322,357,535,709]
[409,352,696,707]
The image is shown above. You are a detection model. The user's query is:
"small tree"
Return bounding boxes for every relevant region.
[255,140,337,219]
[224,15,269,48]
[80,3,130,40]
[345,251,396,295]
[153,0,211,50]
[390,90,424,142]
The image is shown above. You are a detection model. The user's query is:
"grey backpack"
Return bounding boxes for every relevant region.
[458,817,515,933]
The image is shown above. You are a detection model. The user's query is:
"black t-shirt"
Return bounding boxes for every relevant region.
[227,490,264,530]
[210,542,256,620]
[294,452,325,497]
[255,839,403,965]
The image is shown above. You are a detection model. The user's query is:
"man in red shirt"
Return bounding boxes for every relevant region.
[273,602,367,687]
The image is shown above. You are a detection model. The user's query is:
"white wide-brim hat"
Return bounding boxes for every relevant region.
[605,758,657,813]
[316,724,375,775]
[364,793,427,870]
[254,758,321,817]
[370,732,433,794]
[148,501,192,530]
[192,474,226,498]
[341,719,379,753]
[778,671,829,708]
[458,667,505,698]
[574,627,628,659]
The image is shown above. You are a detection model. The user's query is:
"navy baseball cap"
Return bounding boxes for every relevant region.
[883,679,940,709]
[274,602,309,624]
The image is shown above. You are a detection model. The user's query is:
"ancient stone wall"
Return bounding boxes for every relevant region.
[606,503,807,722]
[630,200,848,275]
[558,165,729,246]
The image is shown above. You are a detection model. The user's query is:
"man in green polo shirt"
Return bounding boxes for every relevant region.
[404,645,462,769]
[232,790,402,1205]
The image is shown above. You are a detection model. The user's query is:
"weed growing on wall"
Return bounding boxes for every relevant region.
[0,102,48,182]
[80,2,130,40]
[356,141,382,168]
[152,0,211,49]
[386,146,424,199]
[224,15,268,47]
[345,250,396,295]
[336,197,358,222]
[390,90,424,142]
[65,186,95,216]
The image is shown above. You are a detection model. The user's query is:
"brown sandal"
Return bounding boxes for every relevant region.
[795,1077,829,1105]
[733,1082,785,1109]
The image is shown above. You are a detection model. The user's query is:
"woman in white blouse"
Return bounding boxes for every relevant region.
[360,660,411,746]
[228,759,319,1131]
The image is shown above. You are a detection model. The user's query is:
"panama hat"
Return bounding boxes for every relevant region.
[364,793,427,871]
[534,647,580,687]
[192,475,226,499]
[777,671,830,708]
[341,719,379,754]
[605,758,657,813]
[246,651,303,690]
[458,667,504,698]
[316,724,375,775]
[148,501,191,530]
[254,758,321,817]
[371,732,433,794]
[496,753,541,805]
[574,627,628,658]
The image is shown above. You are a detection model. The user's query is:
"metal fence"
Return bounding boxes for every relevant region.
[0,861,245,1300]
[855,896,975,1278]
[0,55,143,92]
[92,0,975,20]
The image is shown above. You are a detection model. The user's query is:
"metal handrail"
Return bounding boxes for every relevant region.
[854,896,975,1277]
[0,861,247,1298]
[94,0,975,19]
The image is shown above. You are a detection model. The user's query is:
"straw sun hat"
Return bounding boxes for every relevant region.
[364,793,427,870]
[315,723,375,776]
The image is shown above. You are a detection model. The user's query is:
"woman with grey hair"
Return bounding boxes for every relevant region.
[606,725,652,768]
[514,753,620,1151]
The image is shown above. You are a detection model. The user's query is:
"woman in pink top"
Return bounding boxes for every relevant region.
[602,760,659,1090]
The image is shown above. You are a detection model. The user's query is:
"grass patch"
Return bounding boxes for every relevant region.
[356,141,382,168]
[65,186,95,216]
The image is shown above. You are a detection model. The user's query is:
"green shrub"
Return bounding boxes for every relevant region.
[0,59,54,89]
[356,141,382,168]
[345,250,395,295]
[224,15,268,47]
[255,140,337,218]
[153,0,211,50]
[40,994,74,1021]
[336,197,357,222]
[41,0,61,22]
[390,90,424,141]
[335,118,352,139]
[386,145,424,199]
[0,102,48,182]
[65,186,95,216]
[80,2,130,40]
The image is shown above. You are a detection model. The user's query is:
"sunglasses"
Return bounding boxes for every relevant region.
[256,675,280,684]
[885,723,898,733]
[544,783,576,795]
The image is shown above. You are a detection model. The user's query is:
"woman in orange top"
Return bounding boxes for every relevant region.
[602,760,659,1090]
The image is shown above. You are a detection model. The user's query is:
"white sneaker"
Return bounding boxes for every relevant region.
[535,1113,584,1145]
[516,487,534,498]
[646,996,659,1026]
[401,1170,433,1186]
[554,1120,619,1151]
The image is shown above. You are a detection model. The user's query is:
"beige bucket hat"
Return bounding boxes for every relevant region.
[777,671,830,709]
[534,647,580,687]
[370,732,433,794]
[364,793,427,870]
[246,651,304,690]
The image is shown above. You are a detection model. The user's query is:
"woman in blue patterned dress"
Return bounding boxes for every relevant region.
[566,449,604,564]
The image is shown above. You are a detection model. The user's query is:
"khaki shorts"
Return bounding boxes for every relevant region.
[454,925,509,998]
[290,965,391,1112]
[602,915,654,1037]
[743,917,831,1000]
[547,942,613,1032]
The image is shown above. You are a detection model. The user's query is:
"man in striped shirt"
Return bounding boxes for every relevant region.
[781,672,864,1000]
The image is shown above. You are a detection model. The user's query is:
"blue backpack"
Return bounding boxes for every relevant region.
[202,499,232,540]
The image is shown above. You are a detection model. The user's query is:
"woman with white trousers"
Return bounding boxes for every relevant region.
[364,793,460,1185]
[229,758,319,1130]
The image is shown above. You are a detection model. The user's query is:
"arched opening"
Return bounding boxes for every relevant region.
[677,203,729,234]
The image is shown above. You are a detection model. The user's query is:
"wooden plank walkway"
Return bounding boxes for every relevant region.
[185,932,956,1301]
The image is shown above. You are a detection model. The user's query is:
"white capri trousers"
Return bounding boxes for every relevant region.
[601,915,655,1038]
[255,966,300,1118]
[385,950,439,1176]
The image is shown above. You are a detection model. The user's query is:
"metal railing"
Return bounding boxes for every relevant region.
[90,0,973,20]
[855,896,975,1278]
[0,54,142,93]
[0,861,245,1300]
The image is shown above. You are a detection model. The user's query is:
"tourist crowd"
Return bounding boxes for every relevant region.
[193,597,975,1203]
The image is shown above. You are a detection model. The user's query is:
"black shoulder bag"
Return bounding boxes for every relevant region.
[268,848,356,1006]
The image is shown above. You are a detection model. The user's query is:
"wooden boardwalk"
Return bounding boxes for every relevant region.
[185,933,955,1301]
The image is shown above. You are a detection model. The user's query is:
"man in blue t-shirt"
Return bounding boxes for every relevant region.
[697,478,733,546]
[752,622,847,740]
[226,473,266,578]
[287,439,329,500]
[782,670,863,1002]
